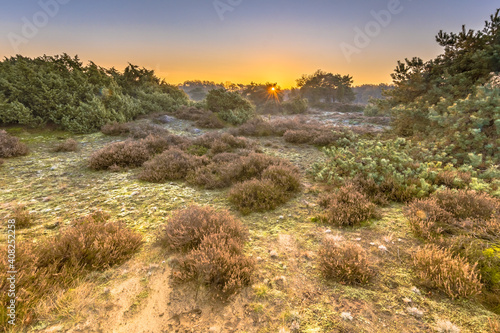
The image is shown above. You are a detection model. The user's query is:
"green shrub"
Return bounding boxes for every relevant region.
[0,130,28,158]
[413,244,483,299]
[318,183,380,227]
[282,96,308,114]
[319,239,375,285]
[206,89,254,125]
[0,54,188,132]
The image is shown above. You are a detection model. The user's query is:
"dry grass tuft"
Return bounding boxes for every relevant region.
[413,244,483,299]
[9,204,34,229]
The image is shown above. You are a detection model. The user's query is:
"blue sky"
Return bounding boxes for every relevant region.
[1,1,498,87]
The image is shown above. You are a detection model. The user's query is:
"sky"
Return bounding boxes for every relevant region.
[0,1,498,88]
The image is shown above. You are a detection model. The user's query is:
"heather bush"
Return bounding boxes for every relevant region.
[175,106,225,129]
[128,122,170,139]
[318,239,375,284]
[158,205,248,252]
[52,138,79,152]
[89,139,151,170]
[261,164,301,193]
[0,211,142,326]
[283,130,315,144]
[228,179,285,214]
[228,163,301,214]
[405,190,499,239]
[101,121,131,136]
[175,233,254,295]
[159,206,253,295]
[433,189,499,220]
[191,132,250,155]
[0,130,28,158]
[318,183,380,227]
[413,244,483,299]
[139,148,205,182]
[9,205,34,229]
[405,198,455,240]
[435,170,471,189]
[229,117,274,136]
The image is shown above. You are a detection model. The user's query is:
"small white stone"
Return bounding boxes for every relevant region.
[378,245,388,251]
[341,312,353,321]
[325,229,332,234]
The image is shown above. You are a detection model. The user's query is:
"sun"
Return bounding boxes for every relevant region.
[271,87,275,91]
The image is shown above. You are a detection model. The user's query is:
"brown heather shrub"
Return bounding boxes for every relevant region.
[435,170,472,189]
[0,130,29,158]
[433,189,499,220]
[174,106,226,129]
[157,205,248,252]
[0,211,142,327]
[89,139,151,170]
[186,162,234,189]
[10,205,34,229]
[175,233,254,295]
[101,121,130,136]
[52,138,79,152]
[193,132,249,152]
[227,153,282,182]
[318,239,375,285]
[139,148,205,182]
[128,122,170,139]
[283,129,316,144]
[228,179,284,214]
[229,117,275,137]
[0,158,3,166]
[261,164,301,193]
[413,244,483,299]
[161,205,253,295]
[36,211,143,271]
[404,198,454,240]
[318,183,380,227]
[195,113,225,129]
